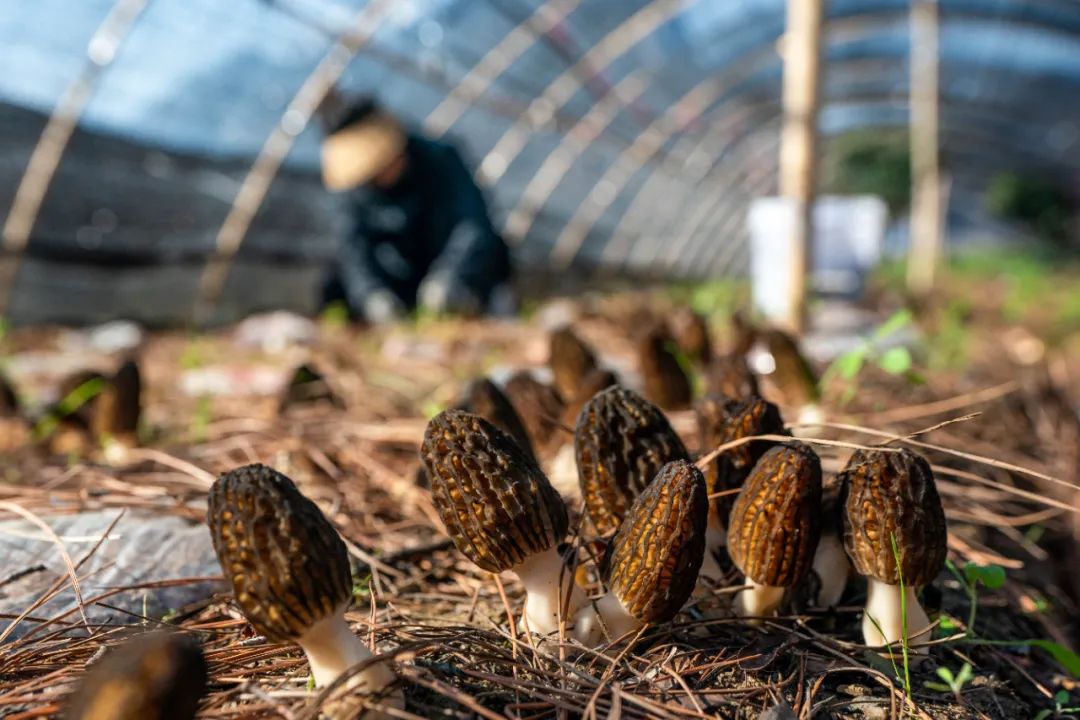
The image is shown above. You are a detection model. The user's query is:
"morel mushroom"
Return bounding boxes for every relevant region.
[92,358,141,462]
[0,371,17,418]
[695,395,786,576]
[561,367,618,428]
[503,371,566,461]
[65,631,208,720]
[574,460,708,645]
[422,410,584,635]
[417,377,540,488]
[549,326,599,402]
[727,442,822,618]
[453,377,537,461]
[575,386,689,534]
[279,362,343,413]
[668,306,712,366]
[840,448,946,652]
[706,354,760,402]
[207,464,401,712]
[638,324,693,410]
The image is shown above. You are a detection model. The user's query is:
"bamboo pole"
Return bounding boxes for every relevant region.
[907,0,942,297]
[0,0,150,319]
[777,0,825,335]
[191,0,393,326]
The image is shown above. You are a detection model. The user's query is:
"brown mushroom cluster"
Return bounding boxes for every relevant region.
[413,317,947,659]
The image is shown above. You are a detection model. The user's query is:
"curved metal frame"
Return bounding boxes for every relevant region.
[0,0,151,317]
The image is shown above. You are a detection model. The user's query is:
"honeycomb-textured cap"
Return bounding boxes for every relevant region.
[64,631,208,720]
[422,410,568,573]
[638,324,692,411]
[503,371,566,459]
[452,378,537,462]
[706,355,760,402]
[549,326,599,402]
[839,448,946,587]
[575,386,689,535]
[727,442,823,587]
[605,460,708,623]
[668,307,712,366]
[696,395,786,527]
[207,464,351,642]
[92,359,141,440]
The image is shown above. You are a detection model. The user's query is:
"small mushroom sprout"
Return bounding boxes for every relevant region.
[637,323,692,410]
[549,326,599,402]
[207,464,401,714]
[727,442,823,619]
[64,631,208,720]
[574,460,708,646]
[575,386,689,534]
[422,409,584,635]
[840,448,947,653]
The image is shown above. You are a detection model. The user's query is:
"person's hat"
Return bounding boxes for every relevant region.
[318,95,407,191]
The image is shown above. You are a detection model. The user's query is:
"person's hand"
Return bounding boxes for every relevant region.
[362,289,405,325]
[418,272,479,316]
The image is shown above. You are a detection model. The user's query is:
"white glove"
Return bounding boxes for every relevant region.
[418,273,479,316]
[362,289,405,325]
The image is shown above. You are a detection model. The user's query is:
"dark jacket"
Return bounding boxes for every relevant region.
[333,135,511,312]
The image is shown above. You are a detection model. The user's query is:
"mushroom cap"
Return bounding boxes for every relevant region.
[575,386,689,534]
[762,329,820,405]
[549,326,599,402]
[727,442,823,587]
[503,371,567,459]
[207,464,351,642]
[668,306,712,366]
[92,358,141,440]
[696,395,786,528]
[604,460,708,623]
[452,378,537,462]
[839,448,946,587]
[421,409,568,573]
[64,631,207,720]
[705,355,760,402]
[638,324,693,411]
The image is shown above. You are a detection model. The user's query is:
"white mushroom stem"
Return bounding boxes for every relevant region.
[862,579,932,653]
[734,578,786,621]
[297,610,403,713]
[513,548,587,635]
[811,531,849,608]
[571,592,643,647]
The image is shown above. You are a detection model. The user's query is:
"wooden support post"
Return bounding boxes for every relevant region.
[907,0,942,297]
[778,0,824,335]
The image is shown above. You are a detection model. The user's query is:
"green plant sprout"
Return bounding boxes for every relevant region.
[33,376,106,439]
[191,395,212,443]
[924,662,973,701]
[1034,690,1080,720]
[943,560,1080,679]
[822,309,923,405]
